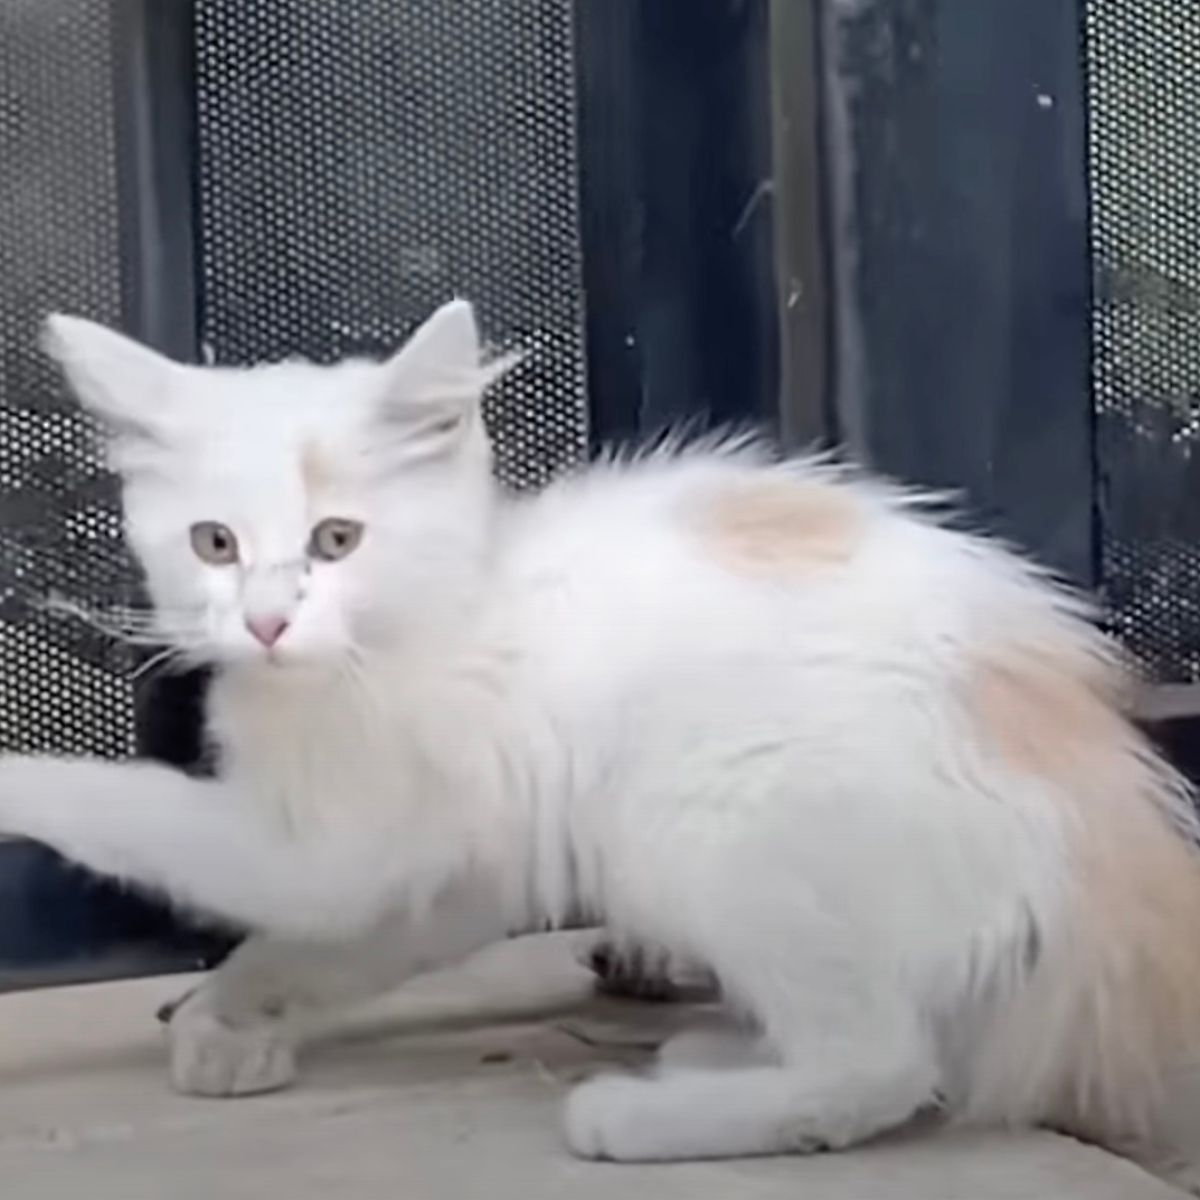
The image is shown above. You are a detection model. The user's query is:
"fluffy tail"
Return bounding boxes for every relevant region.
[962,642,1200,1174]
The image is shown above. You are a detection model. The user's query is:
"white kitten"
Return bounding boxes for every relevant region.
[3,300,1200,1187]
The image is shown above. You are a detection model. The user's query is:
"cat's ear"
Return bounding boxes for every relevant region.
[41,316,177,448]
[372,299,519,463]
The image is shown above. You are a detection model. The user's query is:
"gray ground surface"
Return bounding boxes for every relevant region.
[0,933,1185,1199]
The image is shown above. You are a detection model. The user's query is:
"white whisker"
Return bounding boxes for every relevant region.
[127,645,187,684]
[33,592,203,652]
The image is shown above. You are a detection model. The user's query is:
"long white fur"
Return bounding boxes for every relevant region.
[0,300,1197,1187]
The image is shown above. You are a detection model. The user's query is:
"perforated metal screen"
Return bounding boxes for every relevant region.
[194,0,589,492]
[1086,3,1200,682]
[0,1,138,758]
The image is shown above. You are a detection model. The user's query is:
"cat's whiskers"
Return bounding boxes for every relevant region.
[34,593,204,654]
[127,644,189,684]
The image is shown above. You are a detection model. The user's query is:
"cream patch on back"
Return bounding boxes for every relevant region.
[966,646,1123,786]
[692,477,862,576]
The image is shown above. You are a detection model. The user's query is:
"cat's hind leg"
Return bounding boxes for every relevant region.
[565,928,941,1161]
[565,1018,939,1161]
[654,1022,773,1071]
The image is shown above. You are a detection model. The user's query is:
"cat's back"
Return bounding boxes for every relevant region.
[495,438,1032,663]
[502,438,879,588]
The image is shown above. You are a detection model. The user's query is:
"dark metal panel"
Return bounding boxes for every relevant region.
[577,0,781,445]
[111,0,201,365]
[822,0,1095,586]
[0,842,224,993]
[111,0,214,771]
[574,0,645,448]
[1146,715,1200,793]
[769,0,833,449]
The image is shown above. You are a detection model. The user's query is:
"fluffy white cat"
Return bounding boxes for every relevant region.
[2,300,1200,1186]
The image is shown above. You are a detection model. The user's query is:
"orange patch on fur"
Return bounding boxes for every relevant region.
[697,479,860,575]
[967,640,1200,1137]
[300,440,335,496]
[968,648,1127,784]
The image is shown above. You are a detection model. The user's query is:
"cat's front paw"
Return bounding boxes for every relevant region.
[167,989,296,1098]
[564,1074,661,1161]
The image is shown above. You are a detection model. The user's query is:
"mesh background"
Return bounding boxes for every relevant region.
[0,1,138,758]
[194,0,589,491]
[1086,2,1200,682]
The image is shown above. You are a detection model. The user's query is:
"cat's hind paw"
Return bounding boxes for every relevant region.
[167,995,296,1098]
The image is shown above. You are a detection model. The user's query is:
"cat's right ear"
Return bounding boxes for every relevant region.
[41,316,177,449]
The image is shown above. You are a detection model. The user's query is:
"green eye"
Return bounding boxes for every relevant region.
[189,521,239,565]
[309,517,364,562]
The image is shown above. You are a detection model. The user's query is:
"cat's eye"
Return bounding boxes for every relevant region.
[189,521,239,565]
[309,517,364,562]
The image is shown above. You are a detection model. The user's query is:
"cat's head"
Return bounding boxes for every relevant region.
[43,300,514,672]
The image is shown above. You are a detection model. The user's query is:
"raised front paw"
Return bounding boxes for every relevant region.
[167,989,296,1098]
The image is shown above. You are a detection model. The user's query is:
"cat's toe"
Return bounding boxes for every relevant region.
[563,1075,652,1161]
[168,999,296,1098]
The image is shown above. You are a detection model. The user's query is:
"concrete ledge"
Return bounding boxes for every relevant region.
[0,933,1185,1199]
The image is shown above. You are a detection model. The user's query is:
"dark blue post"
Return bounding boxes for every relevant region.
[822,0,1095,585]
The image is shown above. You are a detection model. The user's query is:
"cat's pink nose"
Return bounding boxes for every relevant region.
[245,614,289,648]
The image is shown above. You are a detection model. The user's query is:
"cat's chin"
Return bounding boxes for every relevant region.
[214,646,344,679]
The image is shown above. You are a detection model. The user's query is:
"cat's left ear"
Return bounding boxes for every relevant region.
[372,299,520,463]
